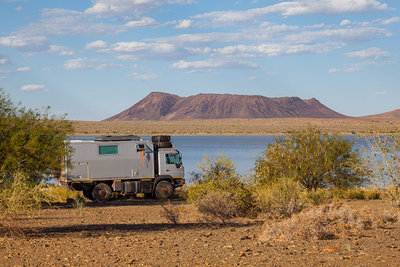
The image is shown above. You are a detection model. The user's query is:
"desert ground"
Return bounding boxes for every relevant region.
[72,118,400,136]
[1,198,400,267]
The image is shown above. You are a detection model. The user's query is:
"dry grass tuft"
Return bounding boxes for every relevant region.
[160,200,181,224]
[260,203,399,242]
[197,191,237,224]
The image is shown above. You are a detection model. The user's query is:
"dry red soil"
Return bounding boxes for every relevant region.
[1,199,400,266]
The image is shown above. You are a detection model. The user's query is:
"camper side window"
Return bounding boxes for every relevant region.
[99,145,119,155]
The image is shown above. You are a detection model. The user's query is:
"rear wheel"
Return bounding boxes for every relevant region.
[92,183,112,203]
[155,181,174,199]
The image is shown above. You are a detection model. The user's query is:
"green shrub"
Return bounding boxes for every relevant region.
[365,189,381,200]
[187,154,258,217]
[344,188,366,200]
[0,88,73,185]
[331,188,381,200]
[301,188,332,206]
[362,134,400,207]
[256,177,305,217]
[43,185,81,203]
[0,172,49,216]
[254,128,367,189]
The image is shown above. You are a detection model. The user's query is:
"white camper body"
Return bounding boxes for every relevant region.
[58,135,184,202]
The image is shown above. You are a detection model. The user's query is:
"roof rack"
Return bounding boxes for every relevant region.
[94,135,141,142]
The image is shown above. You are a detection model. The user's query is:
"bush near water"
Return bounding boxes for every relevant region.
[0,88,73,218]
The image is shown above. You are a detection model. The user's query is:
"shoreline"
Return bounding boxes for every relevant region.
[71,118,400,136]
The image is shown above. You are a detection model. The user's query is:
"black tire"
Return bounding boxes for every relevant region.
[152,135,171,143]
[83,190,95,201]
[155,181,174,199]
[92,183,112,203]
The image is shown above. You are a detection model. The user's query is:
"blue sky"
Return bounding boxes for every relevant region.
[0,0,399,120]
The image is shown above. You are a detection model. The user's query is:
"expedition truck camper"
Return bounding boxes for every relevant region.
[58,135,184,202]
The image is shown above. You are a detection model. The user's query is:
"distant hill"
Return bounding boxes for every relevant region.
[105,92,347,121]
[362,109,400,119]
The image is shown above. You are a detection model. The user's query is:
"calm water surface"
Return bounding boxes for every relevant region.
[71,135,362,182]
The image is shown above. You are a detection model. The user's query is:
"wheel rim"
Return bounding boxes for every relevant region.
[161,187,169,195]
[99,190,106,198]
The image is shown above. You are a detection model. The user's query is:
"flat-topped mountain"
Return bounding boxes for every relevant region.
[105,92,347,121]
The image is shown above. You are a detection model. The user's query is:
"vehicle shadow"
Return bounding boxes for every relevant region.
[50,196,186,209]
[22,221,263,238]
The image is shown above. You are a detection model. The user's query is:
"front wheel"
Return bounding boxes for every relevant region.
[155,181,174,199]
[92,183,112,203]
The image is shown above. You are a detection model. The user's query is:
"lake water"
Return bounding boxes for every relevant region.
[71,135,362,182]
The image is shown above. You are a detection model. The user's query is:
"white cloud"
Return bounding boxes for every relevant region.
[16,67,31,72]
[85,0,193,17]
[64,58,95,70]
[0,76,6,81]
[175,20,193,29]
[90,40,194,60]
[125,17,157,27]
[328,60,389,73]
[128,72,158,81]
[340,19,351,26]
[212,42,337,58]
[0,66,30,73]
[172,58,259,71]
[20,84,46,91]
[248,76,256,80]
[328,68,340,73]
[346,47,391,59]
[47,45,76,56]
[192,0,388,27]
[96,63,123,70]
[16,8,125,38]
[15,6,23,11]
[0,35,50,52]
[85,40,109,50]
[283,27,389,44]
[376,91,388,95]
[0,58,9,65]
[151,24,300,46]
[380,17,400,25]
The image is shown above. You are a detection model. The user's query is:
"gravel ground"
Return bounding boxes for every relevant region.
[1,199,400,266]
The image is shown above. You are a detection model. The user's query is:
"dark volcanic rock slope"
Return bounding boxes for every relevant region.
[105,92,346,121]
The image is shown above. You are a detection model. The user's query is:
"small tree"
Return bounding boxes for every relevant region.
[0,88,73,184]
[363,134,400,207]
[254,128,366,189]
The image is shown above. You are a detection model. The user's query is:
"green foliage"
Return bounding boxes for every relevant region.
[187,154,257,217]
[362,134,400,207]
[0,172,49,216]
[301,188,332,206]
[254,128,366,189]
[43,185,81,203]
[0,88,73,184]
[330,187,381,200]
[255,177,305,217]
